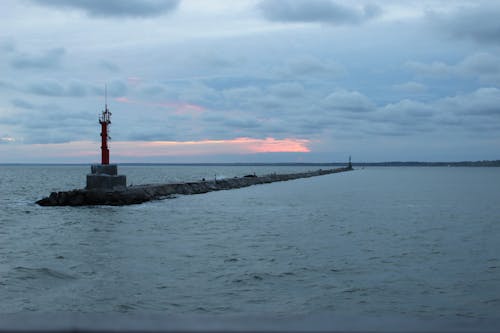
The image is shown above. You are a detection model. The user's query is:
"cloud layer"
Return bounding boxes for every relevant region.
[30,0,180,18]
[1,0,499,162]
[11,48,65,69]
[429,3,500,44]
[259,0,381,24]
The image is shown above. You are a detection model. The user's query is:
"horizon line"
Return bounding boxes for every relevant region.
[0,160,499,166]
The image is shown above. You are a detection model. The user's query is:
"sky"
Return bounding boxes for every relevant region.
[1,0,499,163]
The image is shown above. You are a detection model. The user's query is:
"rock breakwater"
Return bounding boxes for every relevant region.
[36,167,352,206]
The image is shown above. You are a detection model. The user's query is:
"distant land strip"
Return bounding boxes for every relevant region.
[349,160,500,167]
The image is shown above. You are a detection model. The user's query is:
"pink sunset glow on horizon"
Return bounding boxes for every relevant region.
[228,137,310,153]
[112,137,311,157]
[0,137,311,163]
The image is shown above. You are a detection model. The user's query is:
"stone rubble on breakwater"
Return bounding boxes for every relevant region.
[36,166,353,206]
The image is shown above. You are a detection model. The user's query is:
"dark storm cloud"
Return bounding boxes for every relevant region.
[323,90,375,113]
[373,99,435,129]
[0,40,15,52]
[21,125,94,144]
[258,0,381,25]
[30,0,180,18]
[0,104,95,144]
[0,80,12,89]
[364,87,500,137]
[438,88,500,116]
[26,80,87,97]
[89,80,127,97]
[282,56,344,78]
[107,80,128,97]
[11,48,65,69]
[200,109,262,137]
[268,82,305,98]
[140,84,166,97]
[192,51,241,70]
[429,3,500,44]
[11,99,35,109]
[222,118,261,129]
[393,82,427,94]
[99,60,120,73]
[406,53,500,84]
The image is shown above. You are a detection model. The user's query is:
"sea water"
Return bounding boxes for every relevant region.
[0,165,499,320]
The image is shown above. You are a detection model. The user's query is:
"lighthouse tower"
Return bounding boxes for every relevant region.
[86,90,126,191]
[99,102,111,165]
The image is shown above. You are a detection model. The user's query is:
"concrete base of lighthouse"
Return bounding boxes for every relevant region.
[86,164,126,191]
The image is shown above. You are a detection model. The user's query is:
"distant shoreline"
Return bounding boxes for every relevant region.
[349,160,500,167]
[1,160,499,167]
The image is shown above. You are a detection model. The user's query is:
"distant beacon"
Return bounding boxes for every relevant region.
[86,87,126,191]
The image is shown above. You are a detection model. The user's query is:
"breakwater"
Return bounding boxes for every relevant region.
[36,166,352,206]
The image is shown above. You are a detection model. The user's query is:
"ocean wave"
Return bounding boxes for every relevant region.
[11,266,76,281]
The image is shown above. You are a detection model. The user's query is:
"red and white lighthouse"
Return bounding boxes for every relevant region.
[99,103,111,165]
[86,88,126,190]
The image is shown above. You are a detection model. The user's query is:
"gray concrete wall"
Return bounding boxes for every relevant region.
[87,164,126,190]
[90,164,118,176]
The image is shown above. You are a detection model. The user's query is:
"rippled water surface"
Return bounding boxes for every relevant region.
[0,165,499,320]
